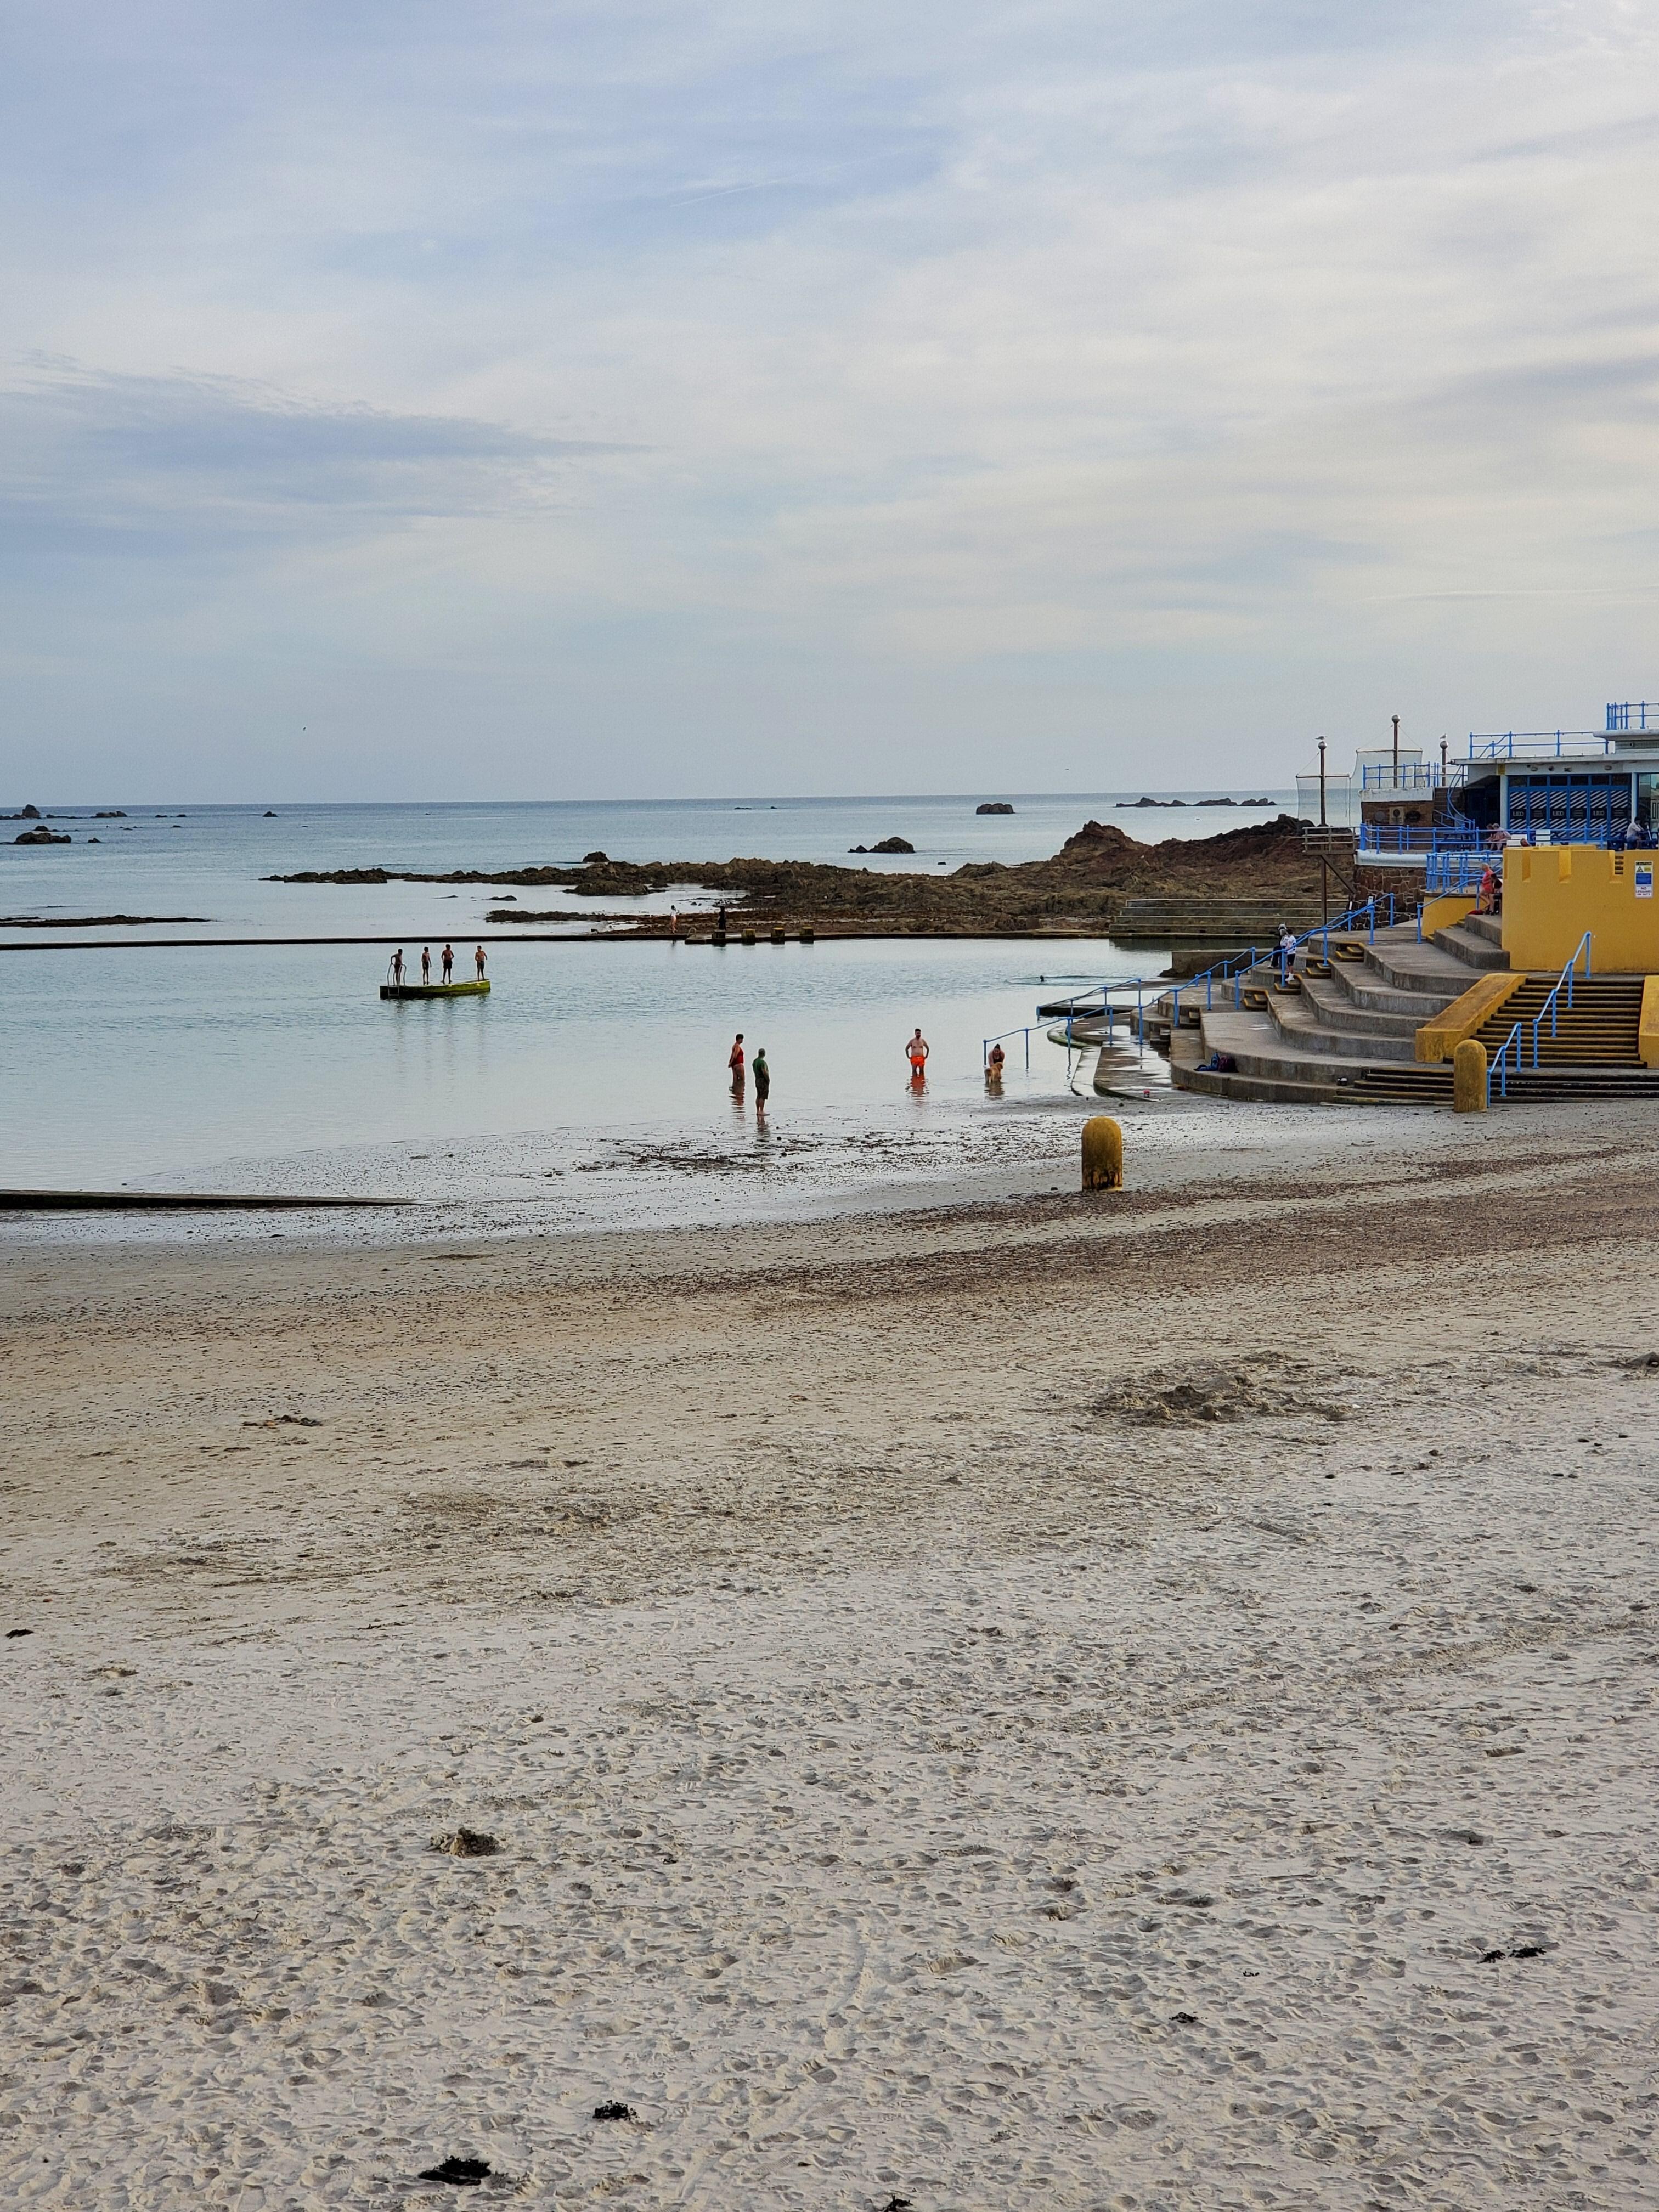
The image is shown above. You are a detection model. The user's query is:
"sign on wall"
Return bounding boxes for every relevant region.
[1638,865,1654,900]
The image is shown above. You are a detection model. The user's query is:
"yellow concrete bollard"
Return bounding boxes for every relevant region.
[1082,1115,1124,1190]
[1453,1037,1488,1113]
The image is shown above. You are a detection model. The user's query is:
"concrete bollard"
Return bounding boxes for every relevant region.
[741,928,757,945]
[1453,1037,1488,1113]
[800,924,815,944]
[770,925,786,945]
[1082,1115,1124,1190]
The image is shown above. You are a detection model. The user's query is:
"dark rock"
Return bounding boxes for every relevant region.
[431,1829,500,1857]
[975,801,1014,814]
[1170,2010,1199,2024]
[583,850,609,863]
[849,844,868,853]
[20,804,39,818]
[870,837,915,854]
[593,2101,637,2121]
[6,1628,32,1639]
[416,2157,492,2185]
[14,826,71,845]
[263,810,277,817]
[94,810,126,818]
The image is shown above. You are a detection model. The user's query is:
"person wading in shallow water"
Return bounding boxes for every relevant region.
[475,945,487,981]
[441,943,454,983]
[907,1027,930,1085]
[728,1032,746,1091]
[752,1048,770,1115]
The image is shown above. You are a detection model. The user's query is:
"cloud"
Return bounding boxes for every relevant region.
[3,2,1659,793]
[0,361,625,563]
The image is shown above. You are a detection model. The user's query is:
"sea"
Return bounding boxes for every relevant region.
[1,792,1294,1229]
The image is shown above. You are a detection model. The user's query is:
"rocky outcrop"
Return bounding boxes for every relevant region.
[14,825,70,844]
[975,801,1014,814]
[269,813,1328,936]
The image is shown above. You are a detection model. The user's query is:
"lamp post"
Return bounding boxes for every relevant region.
[1318,736,1328,924]
[1392,713,1400,793]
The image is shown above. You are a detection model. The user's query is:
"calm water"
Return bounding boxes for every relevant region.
[0,793,1273,1195]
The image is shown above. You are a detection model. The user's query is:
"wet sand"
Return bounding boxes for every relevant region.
[4,1101,1659,2207]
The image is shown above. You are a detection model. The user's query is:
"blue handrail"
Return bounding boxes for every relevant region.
[982,1024,1037,1070]
[1488,1020,1525,1101]
[1486,931,1592,1103]
[1234,898,1393,1004]
[1527,930,1594,1059]
[1009,897,1401,1058]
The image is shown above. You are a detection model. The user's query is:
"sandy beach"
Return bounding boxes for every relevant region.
[5,1099,1659,2208]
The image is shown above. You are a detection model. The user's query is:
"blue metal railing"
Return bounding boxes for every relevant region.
[997,898,1401,1063]
[1467,730,1613,760]
[1358,764,1441,791]
[1424,850,1497,894]
[1487,932,1593,1103]
[1607,702,1659,731]
[1359,823,1491,856]
[1261,899,1384,986]
[982,1024,1038,1070]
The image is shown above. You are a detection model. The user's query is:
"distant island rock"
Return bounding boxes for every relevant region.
[263,810,278,817]
[870,836,916,854]
[20,804,40,819]
[0,913,211,928]
[14,825,70,844]
[1119,795,1276,810]
[975,802,1014,815]
[583,849,609,863]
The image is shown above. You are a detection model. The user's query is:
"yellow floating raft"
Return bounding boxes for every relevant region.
[379,979,490,999]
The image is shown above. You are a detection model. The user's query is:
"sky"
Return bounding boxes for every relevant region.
[3,1,1659,800]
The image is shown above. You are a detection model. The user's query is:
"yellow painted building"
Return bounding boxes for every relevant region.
[1503,844,1659,972]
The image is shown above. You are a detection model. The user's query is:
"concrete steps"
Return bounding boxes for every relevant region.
[1472,978,1643,1066]
[1259,988,1421,1063]
[1297,974,1425,1035]
[1179,962,1657,1106]
[1433,921,1509,970]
